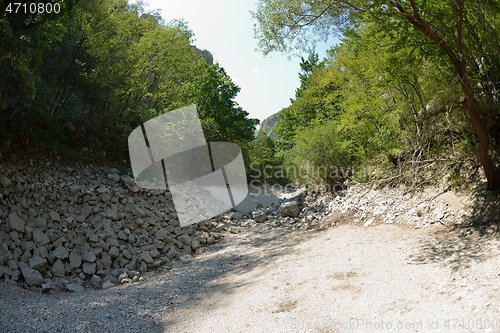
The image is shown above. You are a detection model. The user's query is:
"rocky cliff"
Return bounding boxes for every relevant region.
[260,111,281,138]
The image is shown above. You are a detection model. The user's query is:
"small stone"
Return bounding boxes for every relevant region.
[46,231,58,243]
[364,217,375,227]
[19,262,44,286]
[69,251,82,268]
[49,211,61,222]
[216,223,227,231]
[252,211,267,223]
[130,203,146,217]
[167,247,177,259]
[99,193,111,203]
[108,173,120,183]
[155,228,169,240]
[140,251,153,264]
[122,249,132,260]
[106,236,119,247]
[191,239,200,250]
[19,197,28,209]
[150,249,160,258]
[51,259,66,278]
[177,234,191,245]
[74,277,85,286]
[29,255,47,271]
[35,217,48,230]
[100,254,112,269]
[41,283,52,293]
[108,246,119,259]
[147,260,161,269]
[121,176,140,192]
[8,213,25,233]
[66,283,84,292]
[118,272,128,282]
[82,250,96,263]
[90,274,102,287]
[63,167,75,175]
[435,208,446,220]
[37,246,48,259]
[11,269,21,281]
[105,208,119,221]
[69,185,80,194]
[8,259,18,270]
[83,262,96,275]
[33,229,50,246]
[0,175,13,187]
[51,246,69,260]
[281,201,299,217]
[102,280,114,289]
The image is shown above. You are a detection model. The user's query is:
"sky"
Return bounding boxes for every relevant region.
[135,0,336,123]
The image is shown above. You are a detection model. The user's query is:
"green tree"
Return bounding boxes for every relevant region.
[247,129,285,183]
[253,0,500,190]
[275,52,340,142]
[286,120,352,186]
[0,0,80,138]
[183,62,259,144]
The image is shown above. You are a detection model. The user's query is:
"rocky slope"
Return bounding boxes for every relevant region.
[0,159,246,292]
[0,156,496,294]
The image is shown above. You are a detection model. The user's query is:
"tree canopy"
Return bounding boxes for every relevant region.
[0,0,258,166]
[253,0,500,190]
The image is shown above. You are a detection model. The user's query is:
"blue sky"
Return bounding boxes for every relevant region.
[136,0,336,122]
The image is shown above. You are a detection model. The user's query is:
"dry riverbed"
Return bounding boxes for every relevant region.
[1,214,500,333]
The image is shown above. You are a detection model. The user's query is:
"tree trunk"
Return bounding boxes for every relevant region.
[460,74,500,190]
[395,1,500,190]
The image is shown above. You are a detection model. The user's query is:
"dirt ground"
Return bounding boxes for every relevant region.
[1,215,500,333]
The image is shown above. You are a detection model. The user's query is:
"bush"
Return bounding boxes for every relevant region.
[285,121,353,186]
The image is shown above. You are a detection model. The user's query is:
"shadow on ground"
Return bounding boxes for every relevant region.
[12,225,324,332]
[408,190,500,273]
[155,226,322,331]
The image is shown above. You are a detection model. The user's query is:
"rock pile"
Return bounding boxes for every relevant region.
[0,160,240,292]
[247,190,335,231]
[0,157,487,292]
[323,184,479,228]
[246,183,488,231]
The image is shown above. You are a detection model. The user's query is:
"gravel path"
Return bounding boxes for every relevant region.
[1,219,500,333]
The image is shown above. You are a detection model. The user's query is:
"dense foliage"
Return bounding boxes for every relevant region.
[252,0,500,190]
[0,0,257,166]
